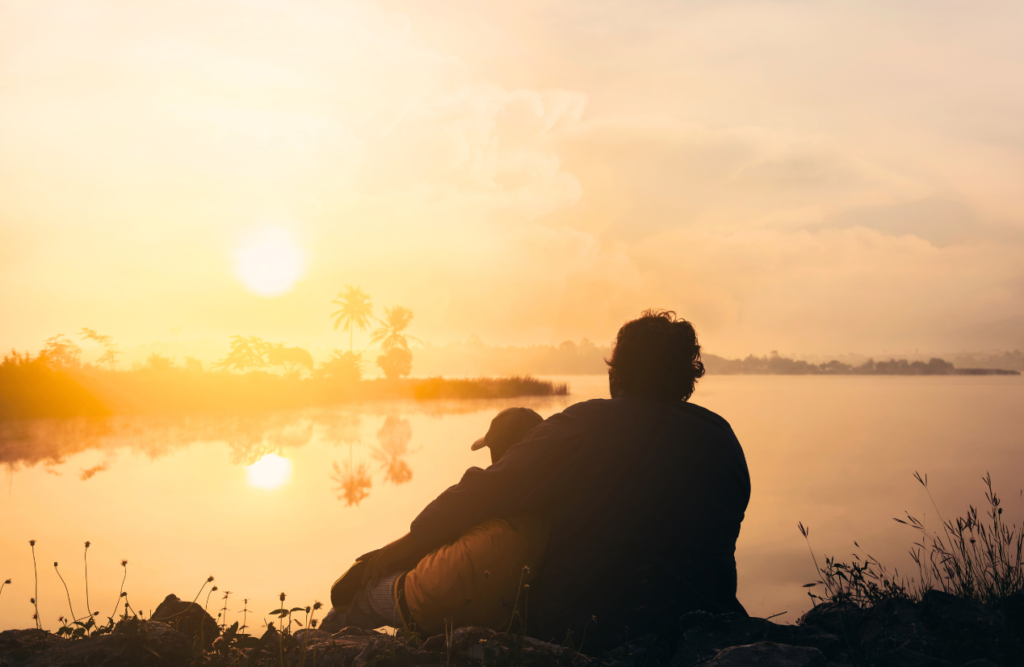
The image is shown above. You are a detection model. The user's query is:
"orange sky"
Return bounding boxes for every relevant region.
[2,0,1023,357]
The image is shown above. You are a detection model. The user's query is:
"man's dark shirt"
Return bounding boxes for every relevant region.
[410,396,751,643]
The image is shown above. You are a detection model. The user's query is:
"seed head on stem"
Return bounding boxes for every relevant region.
[54,562,77,622]
[83,541,93,618]
[29,541,40,629]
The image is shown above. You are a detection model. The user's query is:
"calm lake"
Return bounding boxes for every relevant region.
[2,374,1022,631]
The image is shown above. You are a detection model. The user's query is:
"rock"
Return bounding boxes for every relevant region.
[798,601,865,638]
[422,626,496,655]
[348,636,439,667]
[608,633,673,666]
[149,593,220,649]
[672,612,841,667]
[281,634,379,667]
[997,590,1024,627]
[697,642,827,667]
[292,628,332,644]
[857,597,942,663]
[875,646,952,667]
[0,629,64,665]
[18,620,190,667]
[919,591,1007,663]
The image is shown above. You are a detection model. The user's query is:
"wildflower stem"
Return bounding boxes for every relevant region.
[54,563,78,623]
[83,542,93,619]
[110,562,128,622]
[30,542,41,630]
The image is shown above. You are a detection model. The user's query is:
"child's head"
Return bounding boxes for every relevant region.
[471,407,544,464]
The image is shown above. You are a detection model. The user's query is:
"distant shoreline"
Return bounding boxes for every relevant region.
[702,353,1020,376]
[0,363,568,421]
[2,352,1019,422]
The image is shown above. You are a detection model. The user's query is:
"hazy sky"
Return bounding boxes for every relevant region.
[2,0,1023,356]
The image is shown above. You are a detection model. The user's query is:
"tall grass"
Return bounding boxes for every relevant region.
[800,472,1023,608]
[898,472,1024,605]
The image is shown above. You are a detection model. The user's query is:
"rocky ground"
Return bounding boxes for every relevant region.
[1,590,1021,667]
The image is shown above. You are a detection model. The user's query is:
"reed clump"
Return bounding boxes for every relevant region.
[800,472,1023,608]
[413,375,568,400]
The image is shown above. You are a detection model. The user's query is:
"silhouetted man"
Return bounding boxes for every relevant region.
[360,310,751,646]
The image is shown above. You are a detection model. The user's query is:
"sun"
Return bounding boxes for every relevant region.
[234,227,305,297]
[246,453,293,489]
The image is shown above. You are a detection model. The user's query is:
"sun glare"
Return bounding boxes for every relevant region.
[234,227,305,297]
[246,453,293,489]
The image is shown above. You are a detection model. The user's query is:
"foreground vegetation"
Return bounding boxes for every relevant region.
[2,474,1019,666]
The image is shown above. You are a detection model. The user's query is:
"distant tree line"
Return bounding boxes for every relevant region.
[411,340,1021,377]
[702,352,1019,375]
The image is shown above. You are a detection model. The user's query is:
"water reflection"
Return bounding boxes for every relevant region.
[373,415,413,486]
[332,451,373,507]
[246,453,292,489]
[0,395,572,495]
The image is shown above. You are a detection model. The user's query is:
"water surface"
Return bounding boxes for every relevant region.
[2,375,1022,630]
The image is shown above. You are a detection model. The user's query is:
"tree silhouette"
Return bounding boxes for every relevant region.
[144,353,174,371]
[370,306,420,351]
[377,347,412,380]
[372,306,418,380]
[266,344,314,376]
[43,335,82,370]
[330,286,374,352]
[315,350,362,383]
[214,336,271,372]
[79,328,120,371]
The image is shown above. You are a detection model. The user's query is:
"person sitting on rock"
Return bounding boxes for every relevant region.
[346,310,750,649]
[321,406,550,635]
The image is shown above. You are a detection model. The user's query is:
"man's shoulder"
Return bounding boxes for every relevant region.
[676,401,735,435]
[556,397,734,436]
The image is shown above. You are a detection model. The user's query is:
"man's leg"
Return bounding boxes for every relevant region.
[321,572,403,632]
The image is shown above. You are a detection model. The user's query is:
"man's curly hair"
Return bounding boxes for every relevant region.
[606,309,705,402]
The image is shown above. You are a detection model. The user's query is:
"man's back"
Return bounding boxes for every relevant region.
[410,396,750,644]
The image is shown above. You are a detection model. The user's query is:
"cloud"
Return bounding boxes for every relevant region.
[631,225,1024,353]
[80,462,109,481]
[1,0,1023,355]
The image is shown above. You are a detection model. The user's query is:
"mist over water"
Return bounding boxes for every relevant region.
[1,374,1022,630]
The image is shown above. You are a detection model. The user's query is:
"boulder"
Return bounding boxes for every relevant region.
[672,612,841,667]
[997,589,1024,627]
[291,628,333,644]
[0,629,64,665]
[919,590,1007,664]
[149,594,220,649]
[351,636,432,667]
[798,601,865,639]
[18,620,190,667]
[697,642,827,667]
[873,646,952,667]
[856,597,942,664]
[608,633,674,666]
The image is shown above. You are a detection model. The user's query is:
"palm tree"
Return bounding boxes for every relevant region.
[370,306,419,352]
[330,286,374,352]
[214,335,271,372]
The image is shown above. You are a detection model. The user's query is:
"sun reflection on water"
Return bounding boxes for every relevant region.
[246,453,292,489]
